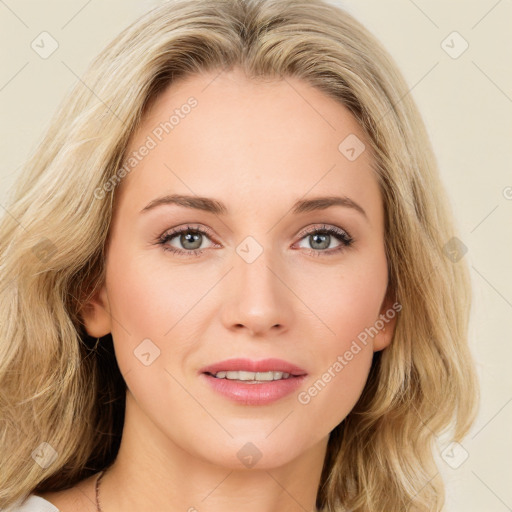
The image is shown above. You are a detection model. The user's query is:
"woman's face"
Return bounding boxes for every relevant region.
[83,68,396,470]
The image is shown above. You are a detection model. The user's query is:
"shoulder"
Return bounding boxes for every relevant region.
[34,472,100,512]
[9,472,100,512]
[34,486,95,512]
[1,494,60,512]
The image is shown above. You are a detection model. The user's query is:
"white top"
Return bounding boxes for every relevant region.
[2,495,59,512]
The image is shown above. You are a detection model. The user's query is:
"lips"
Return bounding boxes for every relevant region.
[199,358,308,405]
[199,357,308,377]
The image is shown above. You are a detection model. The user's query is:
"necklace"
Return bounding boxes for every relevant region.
[94,468,322,512]
[95,470,105,512]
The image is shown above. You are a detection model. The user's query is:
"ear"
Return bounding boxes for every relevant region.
[373,288,399,353]
[80,283,112,338]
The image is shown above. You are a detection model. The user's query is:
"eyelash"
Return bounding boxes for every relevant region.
[156,223,354,258]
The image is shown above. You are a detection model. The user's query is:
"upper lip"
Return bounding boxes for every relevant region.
[200,358,308,376]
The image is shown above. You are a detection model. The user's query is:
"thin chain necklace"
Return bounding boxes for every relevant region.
[94,468,324,512]
[95,470,105,512]
[94,468,322,512]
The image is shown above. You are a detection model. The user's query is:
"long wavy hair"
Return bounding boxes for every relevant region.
[0,0,479,510]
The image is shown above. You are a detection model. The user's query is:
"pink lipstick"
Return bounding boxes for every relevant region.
[199,357,307,405]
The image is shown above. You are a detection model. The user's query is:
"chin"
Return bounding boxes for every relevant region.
[192,433,314,471]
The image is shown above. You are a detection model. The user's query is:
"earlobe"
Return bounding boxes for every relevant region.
[372,291,399,353]
[373,322,394,352]
[80,284,112,338]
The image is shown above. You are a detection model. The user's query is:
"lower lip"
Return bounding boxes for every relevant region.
[201,373,307,405]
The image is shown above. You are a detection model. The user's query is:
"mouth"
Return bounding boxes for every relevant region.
[199,358,308,405]
[200,357,307,380]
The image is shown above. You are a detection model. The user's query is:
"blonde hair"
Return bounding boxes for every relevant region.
[0,0,479,510]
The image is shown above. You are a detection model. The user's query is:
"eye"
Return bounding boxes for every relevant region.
[294,224,354,256]
[157,224,218,257]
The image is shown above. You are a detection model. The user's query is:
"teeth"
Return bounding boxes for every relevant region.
[213,370,292,381]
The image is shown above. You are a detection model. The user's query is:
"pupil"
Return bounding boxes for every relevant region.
[182,232,201,249]
[311,233,329,250]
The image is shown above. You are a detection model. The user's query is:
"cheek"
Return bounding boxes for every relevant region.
[294,251,387,426]
[295,292,378,436]
[103,245,196,372]
[106,238,212,327]
[301,247,388,349]
[103,250,204,420]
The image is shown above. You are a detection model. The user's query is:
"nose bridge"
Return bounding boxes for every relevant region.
[221,238,292,334]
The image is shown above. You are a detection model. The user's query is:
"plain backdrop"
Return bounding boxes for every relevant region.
[1,1,511,510]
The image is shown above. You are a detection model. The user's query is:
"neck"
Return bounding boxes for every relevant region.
[98,391,327,512]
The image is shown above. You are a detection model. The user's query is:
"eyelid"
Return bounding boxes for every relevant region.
[296,223,352,240]
[160,223,217,241]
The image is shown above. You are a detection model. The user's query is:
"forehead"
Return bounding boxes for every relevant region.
[115,68,381,222]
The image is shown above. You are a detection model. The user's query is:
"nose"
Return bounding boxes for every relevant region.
[220,247,294,337]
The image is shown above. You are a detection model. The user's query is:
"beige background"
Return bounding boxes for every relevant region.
[1,1,511,510]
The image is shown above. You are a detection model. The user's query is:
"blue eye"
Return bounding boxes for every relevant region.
[295,224,354,256]
[157,224,217,257]
[157,223,354,258]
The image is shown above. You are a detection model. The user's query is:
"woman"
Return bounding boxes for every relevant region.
[0,0,479,511]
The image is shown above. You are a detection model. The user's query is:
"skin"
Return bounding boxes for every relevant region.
[39,68,396,512]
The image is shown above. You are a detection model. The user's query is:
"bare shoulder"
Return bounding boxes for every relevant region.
[36,473,99,512]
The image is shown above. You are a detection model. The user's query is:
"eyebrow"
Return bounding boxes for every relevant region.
[140,193,368,220]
